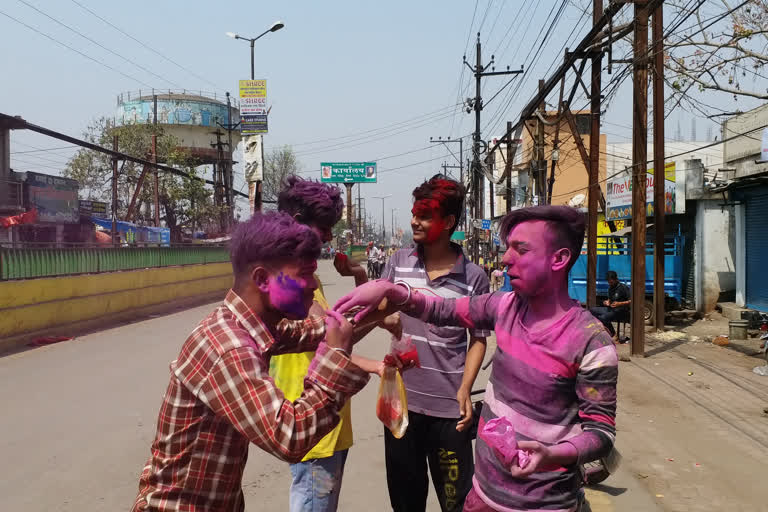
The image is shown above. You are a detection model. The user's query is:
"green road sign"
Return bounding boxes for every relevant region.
[320,162,377,183]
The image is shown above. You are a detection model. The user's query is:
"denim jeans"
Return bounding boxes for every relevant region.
[289,449,349,512]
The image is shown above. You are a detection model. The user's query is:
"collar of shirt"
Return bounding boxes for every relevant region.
[223,289,277,353]
[410,242,467,279]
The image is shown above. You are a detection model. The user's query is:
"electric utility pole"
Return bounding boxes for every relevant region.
[464,33,523,262]
[631,0,650,357]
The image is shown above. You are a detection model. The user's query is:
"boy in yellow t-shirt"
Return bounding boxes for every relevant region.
[271,177,398,512]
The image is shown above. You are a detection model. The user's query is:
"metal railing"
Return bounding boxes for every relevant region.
[0,245,231,280]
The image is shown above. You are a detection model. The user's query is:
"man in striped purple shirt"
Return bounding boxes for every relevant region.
[381,175,490,512]
[335,206,618,512]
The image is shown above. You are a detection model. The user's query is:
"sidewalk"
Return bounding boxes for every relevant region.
[611,326,768,511]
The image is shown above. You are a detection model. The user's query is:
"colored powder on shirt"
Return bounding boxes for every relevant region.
[268,272,308,318]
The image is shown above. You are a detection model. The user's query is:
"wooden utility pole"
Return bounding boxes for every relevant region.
[587,0,603,309]
[112,135,118,245]
[345,183,354,249]
[652,3,666,331]
[357,184,362,241]
[152,134,159,227]
[535,79,546,205]
[547,73,566,205]
[505,121,513,212]
[631,0,650,357]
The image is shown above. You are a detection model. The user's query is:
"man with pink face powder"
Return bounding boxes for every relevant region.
[132,212,369,511]
[335,206,618,512]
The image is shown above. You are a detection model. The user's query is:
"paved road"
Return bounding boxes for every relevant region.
[0,261,658,511]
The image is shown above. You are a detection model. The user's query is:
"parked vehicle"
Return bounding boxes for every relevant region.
[568,231,686,325]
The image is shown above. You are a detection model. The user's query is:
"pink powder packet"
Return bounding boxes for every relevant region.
[479,417,531,469]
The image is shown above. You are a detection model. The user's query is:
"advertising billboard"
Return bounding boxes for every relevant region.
[605,162,676,221]
[21,172,79,224]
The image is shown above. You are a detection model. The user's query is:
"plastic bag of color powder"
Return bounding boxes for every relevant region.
[479,417,531,468]
[376,365,409,438]
[383,335,420,368]
[376,336,417,438]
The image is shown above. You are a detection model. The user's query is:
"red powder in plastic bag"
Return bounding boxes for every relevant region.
[388,335,420,368]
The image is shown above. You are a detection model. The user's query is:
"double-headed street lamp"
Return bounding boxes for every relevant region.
[226,21,284,80]
[225,21,284,214]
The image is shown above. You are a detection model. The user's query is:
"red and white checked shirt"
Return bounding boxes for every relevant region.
[132,290,369,511]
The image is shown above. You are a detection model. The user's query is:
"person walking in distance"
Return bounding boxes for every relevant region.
[378,175,491,512]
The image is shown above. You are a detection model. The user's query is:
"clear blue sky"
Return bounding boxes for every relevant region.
[1,0,737,232]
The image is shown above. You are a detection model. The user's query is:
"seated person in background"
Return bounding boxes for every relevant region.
[589,270,631,341]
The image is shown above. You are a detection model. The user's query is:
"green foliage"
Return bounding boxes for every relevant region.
[63,117,220,239]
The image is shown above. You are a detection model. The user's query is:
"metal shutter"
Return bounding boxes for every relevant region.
[745,189,768,311]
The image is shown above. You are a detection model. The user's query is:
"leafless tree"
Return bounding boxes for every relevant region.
[261,145,301,205]
[665,0,768,116]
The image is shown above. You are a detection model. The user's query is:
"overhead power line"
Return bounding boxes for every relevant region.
[0,9,155,88]
[68,0,220,89]
[291,103,461,148]
[16,0,182,88]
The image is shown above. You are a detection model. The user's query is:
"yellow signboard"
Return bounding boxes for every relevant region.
[239,80,267,97]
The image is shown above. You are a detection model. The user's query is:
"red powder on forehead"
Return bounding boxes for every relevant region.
[412,198,440,217]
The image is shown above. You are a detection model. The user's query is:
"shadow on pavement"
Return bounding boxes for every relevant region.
[587,483,627,497]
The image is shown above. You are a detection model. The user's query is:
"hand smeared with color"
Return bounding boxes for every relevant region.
[479,417,531,469]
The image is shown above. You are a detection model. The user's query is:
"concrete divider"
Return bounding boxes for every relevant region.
[0,263,232,353]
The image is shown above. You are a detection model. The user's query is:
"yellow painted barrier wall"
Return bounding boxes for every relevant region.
[0,263,232,340]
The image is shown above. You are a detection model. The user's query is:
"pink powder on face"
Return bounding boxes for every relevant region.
[268,272,309,318]
[412,199,447,243]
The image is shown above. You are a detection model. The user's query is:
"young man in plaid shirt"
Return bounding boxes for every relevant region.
[132,211,369,512]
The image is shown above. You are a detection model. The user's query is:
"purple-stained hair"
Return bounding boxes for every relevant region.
[277,176,344,229]
[499,205,586,270]
[229,211,321,275]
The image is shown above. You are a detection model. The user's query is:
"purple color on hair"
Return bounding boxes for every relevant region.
[499,205,586,270]
[277,176,343,229]
[229,211,321,275]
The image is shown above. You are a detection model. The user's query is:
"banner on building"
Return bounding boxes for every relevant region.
[605,162,676,221]
[21,171,79,224]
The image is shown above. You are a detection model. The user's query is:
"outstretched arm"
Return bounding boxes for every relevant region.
[333,280,503,332]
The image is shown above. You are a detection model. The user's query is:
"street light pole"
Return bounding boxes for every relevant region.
[373,194,391,244]
[391,208,398,244]
[226,21,284,215]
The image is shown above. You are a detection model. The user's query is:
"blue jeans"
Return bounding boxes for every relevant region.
[289,449,349,512]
